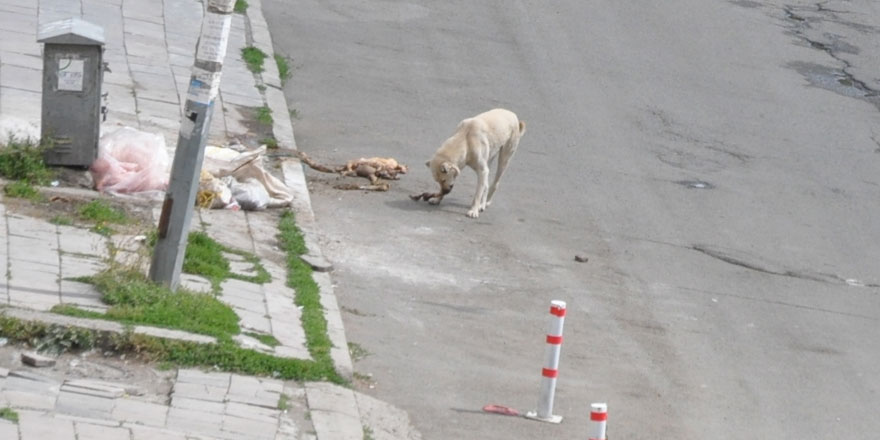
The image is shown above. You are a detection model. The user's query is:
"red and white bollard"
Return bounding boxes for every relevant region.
[589,403,607,439]
[526,300,566,424]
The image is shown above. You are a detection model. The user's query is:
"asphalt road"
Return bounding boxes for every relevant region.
[263,1,880,438]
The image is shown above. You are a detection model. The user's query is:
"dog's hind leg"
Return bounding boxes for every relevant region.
[487,137,520,207]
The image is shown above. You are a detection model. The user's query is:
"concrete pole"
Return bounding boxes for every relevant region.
[149,0,235,289]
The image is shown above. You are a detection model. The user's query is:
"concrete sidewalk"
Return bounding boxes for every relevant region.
[0,0,421,438]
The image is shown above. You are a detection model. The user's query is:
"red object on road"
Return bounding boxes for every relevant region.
[482,404,521,417]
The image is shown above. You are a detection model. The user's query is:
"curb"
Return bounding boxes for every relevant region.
[242,0,354,383]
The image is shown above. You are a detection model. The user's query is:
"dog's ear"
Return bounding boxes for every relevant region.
[448,164,460,177]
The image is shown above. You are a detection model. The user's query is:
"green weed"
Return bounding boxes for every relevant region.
[242,47,267,73]
[234,0,248,13]
[0,407,19,424]
[261,137,279,149]
[182,232,270,292]
[256,106,273,125]
[0,139,51,184]
[4,181,43,201]
[87,269,240,338]
[275,54,291,84]
[348,342,369,361]
[278,393,290,410]
[278,210,333,366]
[245,332,281,347]
[79,200,128,224]
[50,215,74,226]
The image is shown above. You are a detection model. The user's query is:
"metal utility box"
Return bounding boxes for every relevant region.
[38,18,105,167]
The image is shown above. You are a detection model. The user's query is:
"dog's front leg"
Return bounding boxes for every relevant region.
[467,164,489,218]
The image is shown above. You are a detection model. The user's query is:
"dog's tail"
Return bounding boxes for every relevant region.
[518,120,526,135]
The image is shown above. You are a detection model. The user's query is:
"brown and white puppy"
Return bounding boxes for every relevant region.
[425,108,525,218]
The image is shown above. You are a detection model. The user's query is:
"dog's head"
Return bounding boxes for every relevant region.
[426,159,459,195]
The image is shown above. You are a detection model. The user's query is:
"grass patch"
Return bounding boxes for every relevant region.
[289,108,300,119]
[0,316,339,381]
[4,180,43,201]
[79,200,128,224]
[50,214,74,226]
[234,0,248,13]
[278,210,333,367]
[8,211,344,383]
[245,332,280,348]
[256,106,273,125]
[184,231,230,289]
[348,342,369,361]
[0,138,52,184]
[363,425,375,440]
[242,46,267,73]
[261,137,279,149]
[0,407,19,424]
[59,269,241,339]
[182,231,270,292]
[278,393,290,410]
[275,54,291,84]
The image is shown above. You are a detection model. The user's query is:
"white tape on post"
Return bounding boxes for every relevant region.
[525,300,566,424]
[589,403,607,439]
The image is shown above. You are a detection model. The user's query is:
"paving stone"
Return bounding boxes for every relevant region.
[179,273,213,294]
[111,399,168,427]
[176,369,231,389]
[59,256,106,279]
[56,390,115,419]
[304,383,362,440]
[0,389,57,410]
[131,326,216,344]
[21,351,55,367]
[55,414,121,427]
[0,419,17,440]
[232,334,273,353]
[221,292,266,314]
[4,373,60,396]
[165,407,224,437]
[228,259,258,276]
[171,382,227,403]
[225,401,280,423]
[235,309,272,334]
[57,226,108,257]
[59,280,107,310]
[170,396,225,414]
[65,379,145,397]
[227,375,281,409]
[128,424,188,440]
[7,370,59,385]
[221,413,277,440]
[19,410,75,439]
[61,382,124,399]
[74,422,131,440]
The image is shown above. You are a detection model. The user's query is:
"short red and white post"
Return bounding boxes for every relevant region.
[589,403,608,439]
[525,300,566,424]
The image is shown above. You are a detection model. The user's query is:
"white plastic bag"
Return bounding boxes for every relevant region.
[230,177,270,211]
[203,145,294,208]
[90,127,169,194]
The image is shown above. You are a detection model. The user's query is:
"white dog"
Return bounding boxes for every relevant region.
[423,108,525,218]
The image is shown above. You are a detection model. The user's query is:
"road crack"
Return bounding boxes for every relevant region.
[691,244,879,289]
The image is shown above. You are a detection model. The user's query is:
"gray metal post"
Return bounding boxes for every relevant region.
[149,0,236,289]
